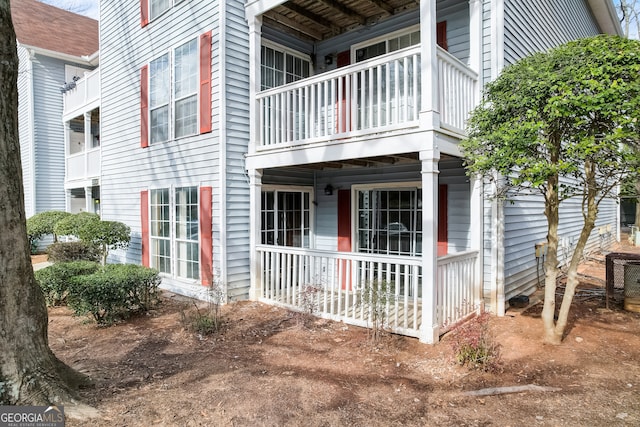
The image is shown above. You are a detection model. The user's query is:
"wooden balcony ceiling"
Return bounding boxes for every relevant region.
[264,0,419,41]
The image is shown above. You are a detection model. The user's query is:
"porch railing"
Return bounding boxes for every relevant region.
[255,46,477,149]
[66,147,100,181]
[256,245,480,338]
[436,250,479,333]
[63,68,100,115]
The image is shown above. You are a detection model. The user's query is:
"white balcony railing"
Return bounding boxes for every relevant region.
[256,245,479,337]
[63,68,100,115]
[256,46,477,150]
[66,147,100,182]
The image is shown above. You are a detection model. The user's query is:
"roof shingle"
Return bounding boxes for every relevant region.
[11,0,98,58]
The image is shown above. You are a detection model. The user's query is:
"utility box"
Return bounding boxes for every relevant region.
[623,263,640,313]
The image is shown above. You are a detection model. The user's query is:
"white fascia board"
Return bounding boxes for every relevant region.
[245,0,286,19]
[20,44,94,67]
[588,0,623,35]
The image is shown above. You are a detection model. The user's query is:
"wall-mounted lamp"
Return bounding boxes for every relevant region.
[324,54,333,65]
[324,184,334,196]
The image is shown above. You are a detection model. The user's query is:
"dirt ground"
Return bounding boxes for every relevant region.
[41,242,640,427]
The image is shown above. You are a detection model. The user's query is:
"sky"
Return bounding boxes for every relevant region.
[40,0,99,20]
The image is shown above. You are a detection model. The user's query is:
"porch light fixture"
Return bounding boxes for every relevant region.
[324,54,333,65]
[324,184,334,196]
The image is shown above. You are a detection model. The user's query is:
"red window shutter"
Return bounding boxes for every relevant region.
[437,21,448,51]
[337,189,351,251]
[199,186,213,286]
[337,189,352,290]
[437,184,448,256]
[141,0,149,27]
[336,50,350,68]
[141,190,150,267]
[140,65,149,148]
[199,31,213,134]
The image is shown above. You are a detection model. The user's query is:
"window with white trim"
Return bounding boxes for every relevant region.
[150,186,199,279]
[150,0,170,20]
[149,38,198,144]
[261,43,311,90]
[357,187,422,256]
[353,26,420,63]
[261,189,311,247]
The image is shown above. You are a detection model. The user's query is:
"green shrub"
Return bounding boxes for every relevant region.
[35,261,100,306]
[68,264,161,325]
[47,241,101,263]
[27,211,72,243]
[53,212,100,238]
[78,220,131,265]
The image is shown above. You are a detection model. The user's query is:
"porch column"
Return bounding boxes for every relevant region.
[469,0,483,80]
[419,145,440,344]
[470,174,484,312]
[65,189,72,213]
[419,0,439,130]
[84,186,93,213]
[249,168,263,300]
[490,177,505,315]
[247,16,262,155]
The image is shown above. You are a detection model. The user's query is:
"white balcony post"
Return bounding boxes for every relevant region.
[249,168,263,300]
[84,186,93,213]
[470,174,484,312]
[248,16,262,155]
[419,142,440,344]
[84,111,91,178]
[419,0,439,130]
[63,120,70,182]
[469,0,482,77]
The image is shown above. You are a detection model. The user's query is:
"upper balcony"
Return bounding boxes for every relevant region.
[246,0,481,166]
[64,108,100,188]
[256,45,477,150]
[62,68,100,121]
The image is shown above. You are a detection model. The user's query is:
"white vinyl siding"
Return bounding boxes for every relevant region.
[101,0,251,298]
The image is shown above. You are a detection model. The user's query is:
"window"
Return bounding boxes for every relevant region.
[142,33,211,147]
[142,0,185,25]
[149,54,169,143]
[353,27,420,63]
[261,43,310,90]
[174,39,198,138]
[357,187,422,256]
[150,0,170,20]
[150,186,200,280]
[261,189,311,248]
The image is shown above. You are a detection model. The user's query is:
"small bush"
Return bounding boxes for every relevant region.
[181,277,226,336]
[68,264,161,325]
[53,212,100,238]
[27,211,72,243]
[35,261,100,306]
[47,241,101,263]
[450,312,502,372]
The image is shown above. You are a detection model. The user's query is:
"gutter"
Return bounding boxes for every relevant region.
[587,0,623,35]
[18,43,95,66]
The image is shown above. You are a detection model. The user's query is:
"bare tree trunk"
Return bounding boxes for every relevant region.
[541,172,562,344]
[0,1,86,405]
[635,181,640,228]
[553,161,598,340]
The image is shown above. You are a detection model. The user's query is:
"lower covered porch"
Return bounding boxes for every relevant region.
[256,246,479,337]
[248,153,483,342]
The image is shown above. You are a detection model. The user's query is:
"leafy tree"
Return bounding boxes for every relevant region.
[26,210,71,243]
[53,211,100,238]
[78,220,131,265]
[53,212,130,265]
[461,35,640,344]
[0,1,85,404]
